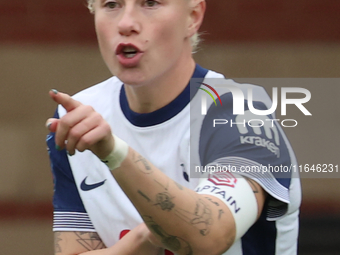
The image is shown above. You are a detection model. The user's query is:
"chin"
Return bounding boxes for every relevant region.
[116,71,147,86]
[117,75,145,86]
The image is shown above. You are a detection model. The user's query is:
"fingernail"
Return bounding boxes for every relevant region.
[51,89,58,94]
[55,144,61,151]
[46,122,52,129]
[67,151,74,156]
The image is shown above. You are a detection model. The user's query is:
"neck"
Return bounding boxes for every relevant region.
[124,52,196,113]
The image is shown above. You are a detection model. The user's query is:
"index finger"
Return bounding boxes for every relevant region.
[49,89,82,112]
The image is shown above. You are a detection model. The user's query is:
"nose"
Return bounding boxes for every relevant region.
[117,6,141,36]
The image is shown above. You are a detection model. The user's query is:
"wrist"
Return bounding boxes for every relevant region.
[100,135,129,170]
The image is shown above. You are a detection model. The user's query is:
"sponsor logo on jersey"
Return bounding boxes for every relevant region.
[80,177,106,191]
[236,111,281,157]
[208,172,237,187]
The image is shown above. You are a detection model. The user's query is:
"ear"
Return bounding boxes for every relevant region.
[187,0,206,38]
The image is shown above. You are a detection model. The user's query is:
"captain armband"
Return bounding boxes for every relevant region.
[100,135,129,171]
[196,173,258,241]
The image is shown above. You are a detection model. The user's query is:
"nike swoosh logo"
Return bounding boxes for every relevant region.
[80,177,106,191]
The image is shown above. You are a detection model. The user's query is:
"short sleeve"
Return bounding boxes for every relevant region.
[47,110,95,231]
[199,92,294,220]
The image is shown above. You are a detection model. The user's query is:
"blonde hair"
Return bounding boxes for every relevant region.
[86,0,200,52]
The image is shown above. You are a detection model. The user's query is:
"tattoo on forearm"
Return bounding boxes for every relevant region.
[133,152,153,174]
[137,180,176,211]
[143,179,213,235]
[152,179,175,211]
[138,190,151,202]
[54,232,62,253]
[204,196,220,207]
[204,196,225,220]
[175,199,213,236]
[143,216,193,255]
[75,232,105,251]
[154,179,170,190]
[245,178,259,194]
[155,192,175,211]
[218,209,225,220]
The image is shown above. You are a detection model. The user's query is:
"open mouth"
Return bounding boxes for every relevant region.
[122,46,138,58]
[116,44,141,59]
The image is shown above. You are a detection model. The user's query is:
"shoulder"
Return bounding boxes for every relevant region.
[194,78,299,216]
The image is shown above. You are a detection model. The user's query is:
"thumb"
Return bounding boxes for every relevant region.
[49,89,82,112]
[45,118,59,133]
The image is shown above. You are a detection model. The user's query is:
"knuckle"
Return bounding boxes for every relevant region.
[102,122,111,133]
[80,136,93,148]
[91,112,102,123]
[77,147,85,153]
[69,128,82,139]
[59,117,70,127]
[83,104,95,113]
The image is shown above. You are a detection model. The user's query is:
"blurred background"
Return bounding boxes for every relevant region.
[0,0,339,254]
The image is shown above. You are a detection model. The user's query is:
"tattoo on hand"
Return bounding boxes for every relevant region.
[75,232,105,251]
[143,216,193,255]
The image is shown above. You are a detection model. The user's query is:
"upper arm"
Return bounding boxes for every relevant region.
[199,92,293,218]
[193,89,293,252]
[244,177,267,219]
[54,231,106,255]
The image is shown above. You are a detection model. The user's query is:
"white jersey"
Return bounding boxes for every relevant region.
[47,65,301,255]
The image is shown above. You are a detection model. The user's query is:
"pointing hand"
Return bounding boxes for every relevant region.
[46,89,114,159]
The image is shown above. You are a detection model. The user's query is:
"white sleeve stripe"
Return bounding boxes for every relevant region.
[210,156,290,203]
[52,227,97,232]
[53,224,95,228]
[53,211,95,231]
[54,211,90,215]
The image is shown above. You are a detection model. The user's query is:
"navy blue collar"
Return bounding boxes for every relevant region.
[120,64,208,127]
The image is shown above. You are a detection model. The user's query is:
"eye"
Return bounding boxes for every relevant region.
[104,1,118,9]
[144,0,159,7]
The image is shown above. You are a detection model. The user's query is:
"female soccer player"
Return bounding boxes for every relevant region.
[46,0,301,254]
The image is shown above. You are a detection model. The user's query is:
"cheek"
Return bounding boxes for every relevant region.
[152,20,187,55]
[95,20,108,47]
[95,15,115,48]
[95,19,117,65]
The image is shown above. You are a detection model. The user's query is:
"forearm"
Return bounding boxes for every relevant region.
[54,231,106,255]
[79,224,162,255]
[110,148,235,255]
[108,223,162,255]
[46,91,235,254]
